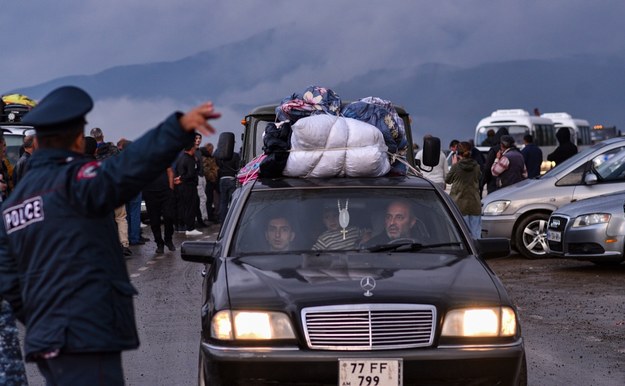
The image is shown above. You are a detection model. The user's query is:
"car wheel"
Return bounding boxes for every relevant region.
[515,213,550,259]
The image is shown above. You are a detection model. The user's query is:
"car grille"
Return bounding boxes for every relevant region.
[548,215,569,252]
[301,304,436,350]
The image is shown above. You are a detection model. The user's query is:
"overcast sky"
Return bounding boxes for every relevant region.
[2,0,625,143]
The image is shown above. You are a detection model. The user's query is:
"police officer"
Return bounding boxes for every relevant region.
[0,85,219,385]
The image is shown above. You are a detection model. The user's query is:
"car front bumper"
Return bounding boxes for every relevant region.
[200,340,526,385]
[547,225,625,263]
[481,214,517,239]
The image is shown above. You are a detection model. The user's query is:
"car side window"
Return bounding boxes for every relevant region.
[592,147,625,181]
[555,163,587,186]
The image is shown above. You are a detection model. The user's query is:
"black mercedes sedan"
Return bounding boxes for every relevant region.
[182,177,526,386]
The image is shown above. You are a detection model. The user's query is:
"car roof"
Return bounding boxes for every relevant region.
[250,176,436,191]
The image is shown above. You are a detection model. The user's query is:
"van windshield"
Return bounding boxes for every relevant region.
[476,125,527,146]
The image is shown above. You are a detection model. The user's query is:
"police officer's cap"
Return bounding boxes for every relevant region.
[22,86,93,129]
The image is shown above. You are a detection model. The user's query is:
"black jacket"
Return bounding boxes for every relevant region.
[547,127,578,165]
[0,113,194,360]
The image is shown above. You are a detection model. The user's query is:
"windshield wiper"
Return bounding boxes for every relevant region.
[367,242,462,253]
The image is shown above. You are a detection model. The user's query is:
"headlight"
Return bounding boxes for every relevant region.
[441,307,517,337]
[482,200,511,215]
[211,310,296,340]
[572,213,611,227]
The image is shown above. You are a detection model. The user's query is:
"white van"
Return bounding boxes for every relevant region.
[474,109,557,158]
[541,112,592,152]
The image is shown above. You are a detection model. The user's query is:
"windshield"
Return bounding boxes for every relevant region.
[476,125,528,146]
[231,187,466,256]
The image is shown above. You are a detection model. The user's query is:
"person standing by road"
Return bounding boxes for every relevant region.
[491,135,527,190]
[445,141,482,238]
[194,134,208,227]
[175,142,202,236]
[482,127,509,194]
[521,134,543,178]
[547,127,578,166]
[91,127,132,256]
[118,139,145,246]
[143,167,176,254]
[201,142,219,223]
[12,130,37,187]
[0,85,219,386]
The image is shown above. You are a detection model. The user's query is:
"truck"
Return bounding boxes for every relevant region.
[239,103,418,166]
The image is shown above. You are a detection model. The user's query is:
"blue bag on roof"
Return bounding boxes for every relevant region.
[341,96,407,154]
[341,97,408,175]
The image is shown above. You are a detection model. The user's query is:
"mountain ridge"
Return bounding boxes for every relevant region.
[8,32,625,147]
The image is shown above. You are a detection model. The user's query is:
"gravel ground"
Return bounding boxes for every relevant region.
[487,254,625,386]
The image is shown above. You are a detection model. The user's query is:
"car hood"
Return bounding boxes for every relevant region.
[225,253,502,310]
[482,176,544,203]
[555,192,625,216]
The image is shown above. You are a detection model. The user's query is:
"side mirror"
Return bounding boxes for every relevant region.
[421,137,441,167]
[475,237,510,260]
[213,132,235,160]
[584,172,598,185]
[181,241,217,264]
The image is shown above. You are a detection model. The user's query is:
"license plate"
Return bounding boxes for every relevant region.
[547,230,561,242]
[339,359,402,386]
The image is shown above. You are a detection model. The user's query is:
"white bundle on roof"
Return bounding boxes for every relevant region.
[283,114,390,177]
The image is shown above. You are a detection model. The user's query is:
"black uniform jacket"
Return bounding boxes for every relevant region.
[0,113,194,360]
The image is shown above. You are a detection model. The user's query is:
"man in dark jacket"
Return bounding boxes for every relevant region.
[175,143,202,236]
[547,127,578,166]
[0,85,219,385]
[521,134,543,178]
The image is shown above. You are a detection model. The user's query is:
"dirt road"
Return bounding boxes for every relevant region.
[487,254,625,385]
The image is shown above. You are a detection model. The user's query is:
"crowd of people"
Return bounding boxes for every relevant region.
[428,126,578,239]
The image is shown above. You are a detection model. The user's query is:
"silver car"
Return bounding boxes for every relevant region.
[547,192,625,265]
[482,137,625,259]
